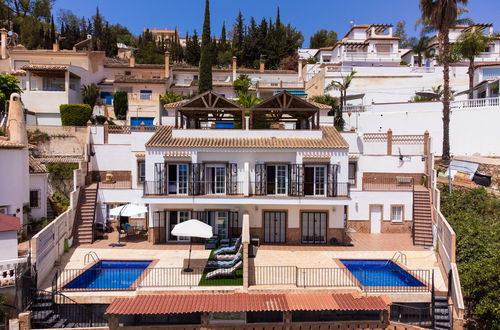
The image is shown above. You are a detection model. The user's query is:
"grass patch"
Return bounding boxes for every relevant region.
[197,249,243,286]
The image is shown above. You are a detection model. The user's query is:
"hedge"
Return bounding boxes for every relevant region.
[59,104,92,126]
[113,91,128,120]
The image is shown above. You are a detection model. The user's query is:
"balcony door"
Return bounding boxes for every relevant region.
[205,165,226,195]
[266,165,288,195]
[206,211,229,239]
[167,210,191,242]
[167,164,189,195]
[304,165,326,196]
[301,212,327,244]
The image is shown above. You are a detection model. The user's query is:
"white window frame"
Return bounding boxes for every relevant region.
[267,164,288,196]
[391,205,404,222]
[305,165,327,196]
[205,164,226,195]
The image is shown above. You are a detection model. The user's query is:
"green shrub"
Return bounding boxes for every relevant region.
[113,91,128,120]
[400,60,409,66]
[28,129,50,144]
[52,192,70,212]
[60,104,92,126]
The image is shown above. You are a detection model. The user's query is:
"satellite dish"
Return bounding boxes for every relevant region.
[87,34,92,40]
[7,31,13,36]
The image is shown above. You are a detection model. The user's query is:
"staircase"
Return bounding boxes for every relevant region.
[73,186,98,245]
[413,189,434,246]
[433,295,453,329]
[30,291,75,328]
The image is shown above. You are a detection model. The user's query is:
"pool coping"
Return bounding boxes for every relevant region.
[333,258,431,292]
[60,258,160,292]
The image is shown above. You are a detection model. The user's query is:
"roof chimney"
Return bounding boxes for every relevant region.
[165,51,170,79]
[232,56,237,81]
[129,55,135,67]
[7,93,27,146]
[259,56,265,73]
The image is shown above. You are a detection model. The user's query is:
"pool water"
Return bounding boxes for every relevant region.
[340,259,425,287]
[64,260,152,290]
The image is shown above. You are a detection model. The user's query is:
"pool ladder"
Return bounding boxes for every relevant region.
[388,251,407,265]
[84,251,100,266]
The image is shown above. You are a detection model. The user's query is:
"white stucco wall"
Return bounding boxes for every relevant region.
[0,148,29,222]
[29,173,48,220]
[349,191,413,221]
[0,231,18,260]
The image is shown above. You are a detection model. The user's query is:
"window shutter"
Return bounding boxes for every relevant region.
[226,163,238,194]
[154,163,165,195]
[229,211,240,238]
[255,164,266,195]
[327,164,338,197]
[290,164,304,196]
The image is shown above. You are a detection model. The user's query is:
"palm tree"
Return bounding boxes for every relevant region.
[411,36,431,67]
[325,70,357,130]
[81,84,100,110]
[419,0,468,162]
[414,6,473,34]
[454,29,492,99]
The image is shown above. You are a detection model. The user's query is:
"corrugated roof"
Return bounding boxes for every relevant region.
[105,293,389,315]
[29,155,47,173]
[0,214,21,232]
[146,126,348,149]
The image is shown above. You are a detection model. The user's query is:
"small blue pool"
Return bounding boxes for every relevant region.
[341,259,425,287]
[64,260,152,290]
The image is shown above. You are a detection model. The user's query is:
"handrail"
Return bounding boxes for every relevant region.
[70,187,84,240]
[84,251,99,266]
[387,251,407,265]
[91,177,100,244]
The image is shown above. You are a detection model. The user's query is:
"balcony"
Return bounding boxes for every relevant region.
[342,52,400,63]
[450,97,500,110]
[144,181,244,196]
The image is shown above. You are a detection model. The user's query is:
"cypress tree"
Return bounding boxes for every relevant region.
[198,0,212,93]
[50,15,56,46]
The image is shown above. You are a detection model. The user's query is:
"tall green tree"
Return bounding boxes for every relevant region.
[419,0,468,162]
[81,83,100,110]
[411,36,431,66]
[394,21,412,48]
[0,75,22,113]
[325,70,357,130]
[198,0,212,93]
[185,31,201,66]
[454,29,491,99]
[232,11,245,60]
[309,29,338,48]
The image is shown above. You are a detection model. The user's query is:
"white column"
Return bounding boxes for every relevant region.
[191,151,198,164]
[64,70,70,95]
[243,162,250,197]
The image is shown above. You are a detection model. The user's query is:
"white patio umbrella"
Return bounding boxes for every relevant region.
[171,219,213,272]
[109,203,148,247]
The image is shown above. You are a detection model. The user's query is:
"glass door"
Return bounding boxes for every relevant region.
[206,165,226,194]
[168,210,191,242]
[266,165,288,195]
[301,212,327,244]
[167,164,189,195]
[304,165,326,196]
[216,211,229,239]
[264,211,286,243]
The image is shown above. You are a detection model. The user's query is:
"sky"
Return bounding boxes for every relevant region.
[53,0,500,47]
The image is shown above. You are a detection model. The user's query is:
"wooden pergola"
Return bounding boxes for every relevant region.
[249,91,321,129]
[174,91,244,129]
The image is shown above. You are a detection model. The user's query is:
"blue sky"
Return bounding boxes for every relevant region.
[53,0,500,47]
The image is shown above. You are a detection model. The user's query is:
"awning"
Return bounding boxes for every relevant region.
[106,293,390,315]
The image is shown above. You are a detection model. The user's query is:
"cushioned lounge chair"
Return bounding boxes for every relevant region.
[205,261,243,280]
[216,245,243,261]
[207,252,242,267]
[213,236,241,255]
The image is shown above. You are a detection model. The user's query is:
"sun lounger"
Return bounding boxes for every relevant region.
[216,245,243,261]
[213,237,241,255]
[207,252,242,267]
[205,261,243,280]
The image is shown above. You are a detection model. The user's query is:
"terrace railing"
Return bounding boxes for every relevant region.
[345,104,371,113]
[450,97,500,110]
[143,180,245,196]
[253,181,350,198]
[250,266,432,293]
[362,177,414,191]
[390,303,432,327]
[107,125,158,134]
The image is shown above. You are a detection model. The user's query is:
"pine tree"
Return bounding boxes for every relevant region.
[232,11,244,59]
[92,7,103,51]
[198,0,212,93]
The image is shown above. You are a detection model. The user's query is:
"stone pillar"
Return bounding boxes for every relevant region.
[7,93,27,146]
[18,311,31,330]
[164,51,170,79]
[243,162,250,197]
[382,309,389,324]
[52,42,59,52]
[232,56,237,81]
[0,28,7,59]
[387,129,393,156]
[64,70,70,93]
[242,213,250,290]
[283,311,292,328]
[108,314,118,330]
[103,121,109,144]
[129,55,135,67]
[298,59,304,81]
[388,26,393,37]
[201,312,210,326]
[259,56,265,73]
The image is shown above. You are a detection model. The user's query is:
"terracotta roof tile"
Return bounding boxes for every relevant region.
[164,99,189,109]
[146,126,348,149]
[29,155,47,173]
[105,293,389,315]
[0,138,25,149]
[0,214,21,232]
[20,64,68,71]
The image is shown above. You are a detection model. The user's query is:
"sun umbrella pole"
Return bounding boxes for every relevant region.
[185,240,193,272]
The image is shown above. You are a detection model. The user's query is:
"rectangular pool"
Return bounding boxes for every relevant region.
[340,259,425,287]
[63,260,152,290]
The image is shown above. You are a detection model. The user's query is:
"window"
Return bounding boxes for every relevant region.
[391,205,403,222]
[304,165,326,196]
[0,207,7,214]
[30,190,40,208]
[167,164,189,195]
[124,71,131,76]
[138,160,146,184]
[193,75,199,81]
[348,162,357,185]
[205,165,226,195]
[168,210,191,241]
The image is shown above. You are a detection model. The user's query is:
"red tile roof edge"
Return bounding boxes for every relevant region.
[105,293,390,315]
[0,214,21,232]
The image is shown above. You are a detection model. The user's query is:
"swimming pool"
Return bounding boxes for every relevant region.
[63,260,152,290]
[340,260,425,287]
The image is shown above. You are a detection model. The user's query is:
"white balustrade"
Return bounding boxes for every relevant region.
[450,97,500,109]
